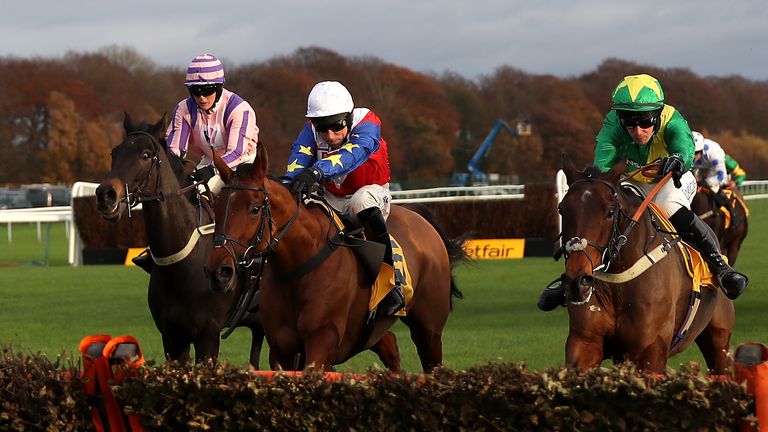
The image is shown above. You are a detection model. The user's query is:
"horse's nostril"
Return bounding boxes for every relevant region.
[219,266,234,281]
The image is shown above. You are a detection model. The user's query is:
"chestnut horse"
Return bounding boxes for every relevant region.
[95,114,263,364]
[691,186,748,265]
[557,157,734,373]
[205,144,466,372]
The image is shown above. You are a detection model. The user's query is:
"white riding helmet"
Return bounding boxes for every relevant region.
[692,131,705,152]
[306,81,354,118]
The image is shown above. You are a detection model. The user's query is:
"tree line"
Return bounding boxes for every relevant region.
[2,45,767,187]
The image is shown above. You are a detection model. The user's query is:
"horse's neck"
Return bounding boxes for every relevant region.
[142,167,205,252]
[268,182,338,266]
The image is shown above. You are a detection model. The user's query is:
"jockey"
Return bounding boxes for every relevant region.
[692,131,733,210]
[132,53,260,274]
[284,80,405,318]
[538,74,748,311]
[725,154,746,186]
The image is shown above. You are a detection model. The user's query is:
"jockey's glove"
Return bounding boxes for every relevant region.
[290,167,322,199]
[188,165,216,184]
[659,155,685,188]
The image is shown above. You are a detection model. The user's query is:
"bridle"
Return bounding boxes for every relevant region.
[555,178,632,274]
[120,131,165,217]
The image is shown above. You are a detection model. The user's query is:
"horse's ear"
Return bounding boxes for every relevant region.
[212,146,233,184]
[254,142,268,179]
[147,113,168,142]
[561,153,580,185]
[123,112,135,133]
[605,159,627,184]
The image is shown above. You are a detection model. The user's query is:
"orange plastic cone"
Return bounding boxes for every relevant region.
[733,342,768,431]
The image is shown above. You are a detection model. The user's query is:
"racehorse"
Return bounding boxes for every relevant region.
[691,186,748,265]
[95,113,263,365]
[204,144,466,372]
[556,156,734,373]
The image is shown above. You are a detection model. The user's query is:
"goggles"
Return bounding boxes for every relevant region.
[621,117,656,129]
[313,118,348,133]
[188,84,219,97]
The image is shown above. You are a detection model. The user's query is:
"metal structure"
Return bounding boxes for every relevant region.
[452,119,532,186]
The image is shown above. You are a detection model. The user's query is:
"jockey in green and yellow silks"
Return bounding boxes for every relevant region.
[538,74,748,312]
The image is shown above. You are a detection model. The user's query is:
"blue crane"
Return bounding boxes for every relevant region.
[452,119,531,186]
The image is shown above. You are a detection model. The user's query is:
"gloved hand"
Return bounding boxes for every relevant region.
[713,189,729,208]
[659,155,684,188]
[188,165,216,184]
[290,167,322,199]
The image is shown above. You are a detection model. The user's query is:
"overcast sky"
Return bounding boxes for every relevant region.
[3,0,767,81]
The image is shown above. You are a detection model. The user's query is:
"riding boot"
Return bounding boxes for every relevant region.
[131,248,153,274]
[538,274,566,311]
[670,207,748,300]
[357,207,406,317]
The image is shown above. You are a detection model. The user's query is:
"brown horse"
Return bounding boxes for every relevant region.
[95,114,263,365]
[557,157,734,373]
[205,144,466,372]
[691,186,748,265]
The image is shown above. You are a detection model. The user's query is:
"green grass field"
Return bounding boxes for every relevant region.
[1,201,766,373]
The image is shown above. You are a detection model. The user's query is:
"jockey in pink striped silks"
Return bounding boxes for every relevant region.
[166,53,260,194]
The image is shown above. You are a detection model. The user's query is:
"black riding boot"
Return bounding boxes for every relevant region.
[131,249,153,274]
[538,274,566,311]
[670,207,748,300]
[357,207,406,317]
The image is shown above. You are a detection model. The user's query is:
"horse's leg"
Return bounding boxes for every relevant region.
[565,335,603,369]
[248,327,265,369]
[400,316,444,373]
[193,328,222,363]
[695,296,735,374]
[303,324,340,371]
[162,333,191,363]
[632,337,669,373]
[369,331,401,372]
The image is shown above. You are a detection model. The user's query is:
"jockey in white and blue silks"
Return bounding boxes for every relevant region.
[692,131,729,193]
[166,53,260,194]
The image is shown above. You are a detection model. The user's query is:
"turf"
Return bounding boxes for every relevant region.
[0,200,765,372]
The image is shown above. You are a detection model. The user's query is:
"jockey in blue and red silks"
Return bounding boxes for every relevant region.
[283,80,405,319]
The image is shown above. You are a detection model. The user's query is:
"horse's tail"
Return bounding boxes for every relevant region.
[400,203,471,307]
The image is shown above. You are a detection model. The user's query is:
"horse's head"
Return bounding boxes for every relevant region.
[558,154,627,304]
[205,144,274,293]
[95,113,172,221]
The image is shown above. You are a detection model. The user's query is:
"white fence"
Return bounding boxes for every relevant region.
[2,179,767,266]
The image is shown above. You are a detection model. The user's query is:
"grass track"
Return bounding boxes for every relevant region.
[1,200,766,372]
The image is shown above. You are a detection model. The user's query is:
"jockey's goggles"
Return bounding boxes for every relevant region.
[618,113,658,129]
[188,84,219,97]
[313,118,348,133]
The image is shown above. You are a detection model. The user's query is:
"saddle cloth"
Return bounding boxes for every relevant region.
[648,202,715,290]
[369,235,414,317]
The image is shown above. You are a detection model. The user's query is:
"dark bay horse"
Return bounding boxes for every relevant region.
[557,157,734,373]
[95,114,263,365]
[205,144,466,372]
[691,186,748,265]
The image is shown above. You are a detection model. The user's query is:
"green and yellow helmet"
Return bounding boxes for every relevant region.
[611,74,665,112]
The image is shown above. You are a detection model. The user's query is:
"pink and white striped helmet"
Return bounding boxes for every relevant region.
[184,53,225,86]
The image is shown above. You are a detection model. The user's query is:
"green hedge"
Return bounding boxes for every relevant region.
[0,348,755,431]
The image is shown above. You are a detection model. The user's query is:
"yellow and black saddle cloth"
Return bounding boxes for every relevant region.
[308,199,414,317]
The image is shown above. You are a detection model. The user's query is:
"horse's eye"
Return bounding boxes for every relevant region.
[141,151,151,159]
[250,204,261,215]
[607,208,615,218]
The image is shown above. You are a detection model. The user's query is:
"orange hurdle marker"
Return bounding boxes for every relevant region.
[733,342,768,431]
